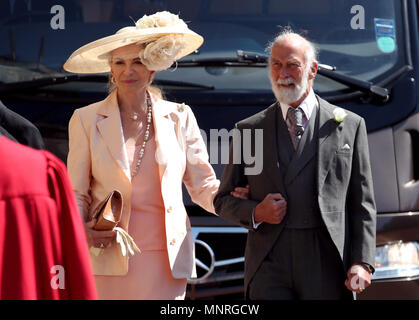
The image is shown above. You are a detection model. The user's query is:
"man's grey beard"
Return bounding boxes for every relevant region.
[270,66,310,105]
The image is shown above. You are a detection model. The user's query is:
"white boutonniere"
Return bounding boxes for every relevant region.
[177,103,185,112]
[333,107,347,123]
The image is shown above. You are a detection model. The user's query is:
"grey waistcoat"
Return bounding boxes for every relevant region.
[275,105,324,229]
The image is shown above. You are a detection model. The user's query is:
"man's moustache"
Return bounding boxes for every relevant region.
[276,78,297,86]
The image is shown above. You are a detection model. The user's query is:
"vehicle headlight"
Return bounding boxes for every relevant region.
[373,241,419,280]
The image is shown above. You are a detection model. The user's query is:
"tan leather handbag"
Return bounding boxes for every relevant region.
[93,190,123,231]
[89,190,140,276]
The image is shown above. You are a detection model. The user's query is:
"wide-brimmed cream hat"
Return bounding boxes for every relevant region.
[63,11,203,74]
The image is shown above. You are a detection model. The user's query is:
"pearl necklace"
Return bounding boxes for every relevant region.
[131,94,152,178]
[130,113,140,121]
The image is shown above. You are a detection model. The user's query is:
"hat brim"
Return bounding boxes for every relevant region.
[63,26,203,74]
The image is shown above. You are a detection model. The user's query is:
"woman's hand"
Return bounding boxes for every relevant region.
[230,184,250,200]
[84,219,117,248]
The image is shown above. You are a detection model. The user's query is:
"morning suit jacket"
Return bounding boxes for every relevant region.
[67,90,219,278]
[0,100,45,149]
[214,95,377,296]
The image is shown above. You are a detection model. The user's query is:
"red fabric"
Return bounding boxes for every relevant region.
[0,136,97,299]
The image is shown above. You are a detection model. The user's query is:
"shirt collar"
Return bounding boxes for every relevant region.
[279,88,318,120]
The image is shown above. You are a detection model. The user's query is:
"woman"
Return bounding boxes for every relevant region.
[64,11,247,300]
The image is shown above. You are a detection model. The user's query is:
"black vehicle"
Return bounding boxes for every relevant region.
[1,0,418,300]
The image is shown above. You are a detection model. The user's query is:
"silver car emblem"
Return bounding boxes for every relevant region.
[187,239,215,284]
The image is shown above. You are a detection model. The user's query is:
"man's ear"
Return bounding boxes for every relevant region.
[309,61,318,80]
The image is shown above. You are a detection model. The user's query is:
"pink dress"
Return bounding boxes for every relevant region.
[94,137,187,300]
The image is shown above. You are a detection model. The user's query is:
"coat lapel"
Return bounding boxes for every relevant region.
[151,96,177,182]
[96,91,131,180]
[316,97,342,190]
[260,104,284,192]
[275,105,294,169]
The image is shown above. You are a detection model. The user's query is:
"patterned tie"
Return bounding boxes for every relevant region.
[287,107,305,149]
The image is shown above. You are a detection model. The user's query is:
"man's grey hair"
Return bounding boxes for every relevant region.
[266,27,318,67]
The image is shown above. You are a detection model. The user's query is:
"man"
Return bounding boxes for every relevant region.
[0,100,45,149]
[214,30,376,300]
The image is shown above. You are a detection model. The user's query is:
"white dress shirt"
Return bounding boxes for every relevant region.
[280,87,318,126]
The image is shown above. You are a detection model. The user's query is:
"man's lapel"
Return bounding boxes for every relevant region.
[276,105,294,169]
[260,104,285,192]
[96,91,131,180]
[316,96,343,190]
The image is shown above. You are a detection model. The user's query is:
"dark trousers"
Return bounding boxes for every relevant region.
[248,227,352,300]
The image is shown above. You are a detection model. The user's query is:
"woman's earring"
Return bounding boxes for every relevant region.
[148,71,155,85]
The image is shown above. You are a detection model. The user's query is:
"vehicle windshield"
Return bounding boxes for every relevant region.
[0,0,403,94]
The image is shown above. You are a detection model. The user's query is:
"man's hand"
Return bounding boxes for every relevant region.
[344,264,372,294]
[230,184,250,200]
[254,193,287,224]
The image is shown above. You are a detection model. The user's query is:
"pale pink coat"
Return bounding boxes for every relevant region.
[67,90,219,279]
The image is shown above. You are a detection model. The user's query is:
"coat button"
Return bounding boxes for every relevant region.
[167,206,173,213]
